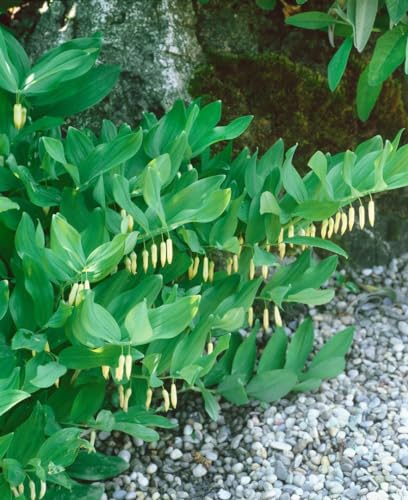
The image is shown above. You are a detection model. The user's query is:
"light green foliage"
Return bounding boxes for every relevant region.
[0,24,407,496]
[286,0,408,120]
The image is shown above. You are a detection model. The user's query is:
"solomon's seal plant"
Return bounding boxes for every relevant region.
[1,25,408,497]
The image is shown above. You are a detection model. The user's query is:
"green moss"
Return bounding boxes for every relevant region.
[190,51,408,167]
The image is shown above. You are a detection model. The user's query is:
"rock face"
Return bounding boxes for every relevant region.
[23,0,203,126]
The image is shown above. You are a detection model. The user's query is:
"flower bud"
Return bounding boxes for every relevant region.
[340,212,348,235]
[226,257,232,275]
[166,238,173,264]
[75,283,84,306]
[321,219,328,239]
[368,199,375,227]
[125,256,132,273]
[262,265,268,280]
[127,214,134,232]
[120,209,127,219]
[263,307,269,331]
[39,481,47,500]
[142,249,149,272]
[334,211,341,234]
[18,483,24,495]
[207,341,214,354]
[232,254,239,273]
[44,341,50,352]
[248,306,254,327]
[54,378,60,388]
[84,279,90,290]
[123,388,132,412]
[327,217,334,239]
[68,282,79,306]
[359,204,365,229]
[146,387,153,410]
[130,251,137,275]
[125,354,133,379]
[249,258,255,280]
[279,243,286,260]
[170,382,177,409]
[238,235,244,255]
[29,480,36,500]
[162,388,170,412]
[265,243,271,252]
[116,354,125,381]
[120,217,129,234]
[101,365,110,380]
[288,224,294,247]
[348,206,355,231]
[310,224,316,238]
[274,305,283,327]
[160,240,167,267]
[193,255,200,277]
[118,385,125,408]
[13,103,27,129]
[203,256,209,282]
[278,228,284,244]
[151,243,158,268]
[11,486,19,498]
[188,262,194,280]
[208,260,215,282]
[70,369,80,384]
[90,430,96,448]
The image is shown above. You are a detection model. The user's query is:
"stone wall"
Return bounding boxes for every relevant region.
[3,0,408,265]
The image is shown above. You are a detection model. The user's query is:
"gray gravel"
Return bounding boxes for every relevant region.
[100,256,408,500]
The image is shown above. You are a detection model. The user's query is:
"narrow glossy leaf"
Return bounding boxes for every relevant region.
[50,213,86,272]
[37,428,85,467]
[258,327,288,373]
[85,233,130,282]
[231,329,257,383]
[0,29,19,93]
[292,378,322,392]
[217,374,249,405]
[292,200,340,220]
[0,433,13,460]
[356,65,382,121]
[260,191,281,215]
[328,37,353,91]
[113,422,160,442]
[246,369,297,402]
[0,390,30,417]
[354,0,378,52]
[285,12,338,29]
[0,196,19,213]
[70,383,105,422]
[285,319,314,372]
[284,236,348,258]
[201,388,220,421]
[368,27,406,85]
[309,327,354,368]
[67,452,129,480]
[125,300,154,345]
[281,146,307,203]
[59,345,129,369]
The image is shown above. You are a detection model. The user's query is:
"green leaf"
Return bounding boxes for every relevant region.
[386,0,408,25]
[281,146,307,203]
[125,300,154,345]
[328,37,353,91]
[0,279,9,320]
[285,12,338,29]
[67,452,129,480]
[0,433,14,460]
[260,191,281,215]
[50,213,86,272]
[37,428,86,468]
[354,0,378,52]
[368,27,407,85]
[85,233,131,282]
[256,0,276,10]
[284,319,314,373]
[246,369,298,402]
[59,345,127,369]
[143,159,166,224]
[201,388,220,421]
[0,197,19,213]
[217,374,249,405]
[45,483,104,500]
[0,389,30,417]
[2,458,25,486]
[11,329,47,351]
[69,291,121,348]
[286,288,335,306]
[309,327,354,368]
[291,200,340,220]
[113,421,160,442]
[0,29,19,93]
[258,328,288,373]
[292,378,322,392]
[284,236,348,258]
[302,356,346,380]
[149,296,200,341]
[30,362,67,388]
[231,329,257,383]
[356,65,382,121]
[70,383,105,422]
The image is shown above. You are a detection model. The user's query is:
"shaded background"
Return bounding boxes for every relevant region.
[2,0,408,266]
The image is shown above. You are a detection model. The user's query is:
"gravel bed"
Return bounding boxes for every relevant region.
[100,256,408,500]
